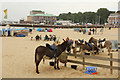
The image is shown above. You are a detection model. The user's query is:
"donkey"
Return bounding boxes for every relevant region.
[74,40,84,52]
[98,40,112,56]
[74,41,99,55]
[89,37,98,47]
[90,37,112,56]
[35,39,70,74]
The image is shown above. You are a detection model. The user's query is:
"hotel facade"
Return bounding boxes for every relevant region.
[107,13,119,25]
[20,10,57,25]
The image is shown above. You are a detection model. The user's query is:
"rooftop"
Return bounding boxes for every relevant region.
[109,13,118,17]
[32,10,43,12]
[28,13,56,17]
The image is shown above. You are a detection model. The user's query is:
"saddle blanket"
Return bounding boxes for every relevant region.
[46,43,57,50]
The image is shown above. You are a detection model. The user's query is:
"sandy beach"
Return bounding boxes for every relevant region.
[2,28,119,78]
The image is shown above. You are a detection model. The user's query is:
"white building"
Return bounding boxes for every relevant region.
[107,13,119,25]
[118,1,120,26]
[118,1,120,11]
[1,21,19,24]
[56,20,72,26]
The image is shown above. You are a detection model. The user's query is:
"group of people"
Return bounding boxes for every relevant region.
[88,27,104,35]
[31,34,58,42]
[44,34,57,41]
[77,28,104,35]
[89,28,98,35]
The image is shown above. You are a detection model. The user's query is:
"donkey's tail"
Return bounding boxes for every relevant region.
[35,49,37,63]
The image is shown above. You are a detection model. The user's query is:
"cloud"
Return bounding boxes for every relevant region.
[0,0,118,21]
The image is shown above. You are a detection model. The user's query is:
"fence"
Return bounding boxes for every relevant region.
[67,51,120,74]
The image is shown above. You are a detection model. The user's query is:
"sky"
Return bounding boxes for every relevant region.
[0,0,119,21]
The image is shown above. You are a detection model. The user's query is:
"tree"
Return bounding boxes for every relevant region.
[57,8,114,25]
[97,8,110,24]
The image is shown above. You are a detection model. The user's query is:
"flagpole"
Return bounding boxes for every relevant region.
[3,9,8,26]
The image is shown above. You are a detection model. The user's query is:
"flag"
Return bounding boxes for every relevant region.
[4,9,7,19]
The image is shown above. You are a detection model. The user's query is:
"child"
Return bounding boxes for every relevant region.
[39,35,42,40]
[31,37,33,40]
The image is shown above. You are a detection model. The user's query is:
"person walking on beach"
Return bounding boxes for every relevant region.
[35,35,40,41]
[39,35,42,40]
[92,28,94,34]
[100,27,103,35]
[44,35,49,41]
[31,37,33,40]
[95,28,97,35]
[49,35,53,41]
[53,35,56,42]
[90,28,91,32]
[83,29,86,34]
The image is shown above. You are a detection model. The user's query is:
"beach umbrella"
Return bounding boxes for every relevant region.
[48,28,52,32]
[47,28,49,32]
[74,28,77,31]
[37,28,42,31]
[47,28,50,32]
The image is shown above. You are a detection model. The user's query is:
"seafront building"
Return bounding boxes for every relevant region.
[20,10,57,25]
[107,13,119,26]
[118,1,120,26]
[56,20,72,26]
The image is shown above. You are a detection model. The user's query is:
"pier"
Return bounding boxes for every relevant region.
[0,24,104,28]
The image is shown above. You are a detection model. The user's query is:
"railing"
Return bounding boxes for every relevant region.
[67,53,120,74]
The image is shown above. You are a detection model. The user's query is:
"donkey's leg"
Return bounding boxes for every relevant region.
[92,47,95,55]
[64,63,67,67]
[108,47,111,56]
[43,56,45,64]
[36,60,40,74]
[57,59,60,70]
[73,48,77,58]
[54,58,57,69]
[35,53,44,74]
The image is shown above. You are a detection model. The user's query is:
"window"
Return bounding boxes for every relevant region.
[32,17,34,21]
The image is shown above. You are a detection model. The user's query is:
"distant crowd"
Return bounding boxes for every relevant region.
[75,27,104,35]
[31,34,60,44]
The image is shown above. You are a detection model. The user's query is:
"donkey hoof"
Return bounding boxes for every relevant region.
[36,71,39,74]
[57,68,60,70]
[54,67,57,70]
